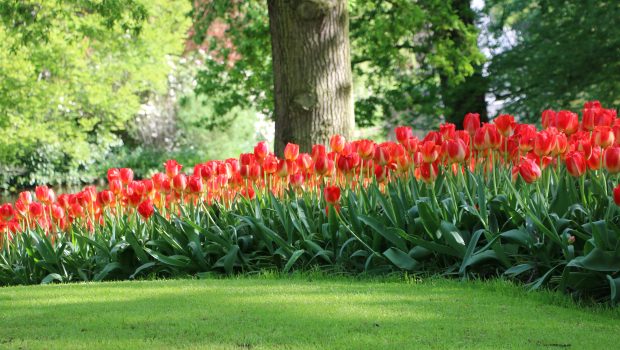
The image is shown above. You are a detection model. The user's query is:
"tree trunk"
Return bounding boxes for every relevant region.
[267,0,354,156]
[441,0,488,128]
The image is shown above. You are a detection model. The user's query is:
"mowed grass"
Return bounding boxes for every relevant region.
[0,276,619,349]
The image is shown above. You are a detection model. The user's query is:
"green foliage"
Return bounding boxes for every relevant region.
[0,0,190,188]
[100,98,261,179]
[485,0,620,120]
[189,1,483,129]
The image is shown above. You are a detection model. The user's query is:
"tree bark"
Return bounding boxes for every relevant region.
[267,0,354,156]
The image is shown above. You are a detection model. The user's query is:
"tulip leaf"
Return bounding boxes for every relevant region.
[283,249,305,273]
[93,262,122,281]
[383,247,419,271]
[358,215,407,251]
[41,273,63,284]
[567,248,620,272]
[504,263,535,277]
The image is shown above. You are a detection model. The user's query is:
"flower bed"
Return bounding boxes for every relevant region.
[1,101,619,303]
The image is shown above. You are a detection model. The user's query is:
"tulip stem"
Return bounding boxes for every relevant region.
[579,175,589,214]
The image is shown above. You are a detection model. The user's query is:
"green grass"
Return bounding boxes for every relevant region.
[1,276,619,349]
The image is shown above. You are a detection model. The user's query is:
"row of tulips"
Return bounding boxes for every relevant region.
[1,101,620,303]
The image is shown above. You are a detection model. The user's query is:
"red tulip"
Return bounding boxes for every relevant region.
[188,175,203,193]
[395,126,414,144]
[314,155,330,175]
[613,125,620,146]
[290,173,305,187]
[51,204,65,221]
[28,202,44,218]
[556,110,579,135]
[254,141,269,160]
[356,139,375,159]
[97,190,114,206]
[592,126,615,148]
[463,113,480,135]
[0,203,14,221]
[375,165,388,182]
[297,153,313,171]
[330,135,346,153]
[603,146,620,174]
[240,153,255,166]
[109,179,123,195]
[516,158,542,183]
[565,151,587,177]
[401,137,419,154]
[164,160,182,179]
[172,173,188,192]
[263,156,278,174]
[284,143,300,161]
[152,173,166,190]
[374,144,390,166]
[534,131,554,157]
[420,141,440,163]
[107,168,121,182]
[311,144,327,161]
[120,168,134,184]
[19,191,32,205]
[473,124,501,151]
[494,114,516,137]
[517,125,536,152]
[439,123,456,141]
[541,109,556,129]
[614,184,620,206]
[446,138,468,163]
[324,186,341,204]
[137,199,154,220]
[587,146,602,170]
[35,186,53,204]
[277,159,290,177]
[552,133,568,156]
[249,164,262,181]
[419,162,439,183]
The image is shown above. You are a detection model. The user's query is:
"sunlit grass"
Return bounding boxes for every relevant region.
[0,276,618,349]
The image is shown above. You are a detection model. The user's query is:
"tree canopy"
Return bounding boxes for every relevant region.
[0,0,190,188]
[190,0,484,130]
[485,0,620,120]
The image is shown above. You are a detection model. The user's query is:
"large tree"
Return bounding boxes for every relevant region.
[190,1,483,151]
[267,0,354,154]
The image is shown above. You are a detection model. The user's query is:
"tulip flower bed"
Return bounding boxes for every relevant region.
[1,101,620,304]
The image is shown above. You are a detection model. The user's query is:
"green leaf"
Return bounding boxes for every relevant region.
[417,200,440,238]
[130,262,158,279]
[500,229,535,246]
[358,215,407,251]
[504,263,534,277]
[216,245,240,274]
[283,250,305,273]
[438,221,466,257]
[41,273,63,284]
[607,275,620,304]
[567,248,620,272]
[383,247,419,271]
[94,262,122,281]
[145,248,192,268]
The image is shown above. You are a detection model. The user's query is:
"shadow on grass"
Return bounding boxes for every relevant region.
[0,279,619,349]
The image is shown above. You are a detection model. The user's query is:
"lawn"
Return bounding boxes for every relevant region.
[0,276,618,349]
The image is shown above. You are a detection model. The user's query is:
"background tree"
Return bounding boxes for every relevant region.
[0,0,190,188]
[485,0,620,121]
